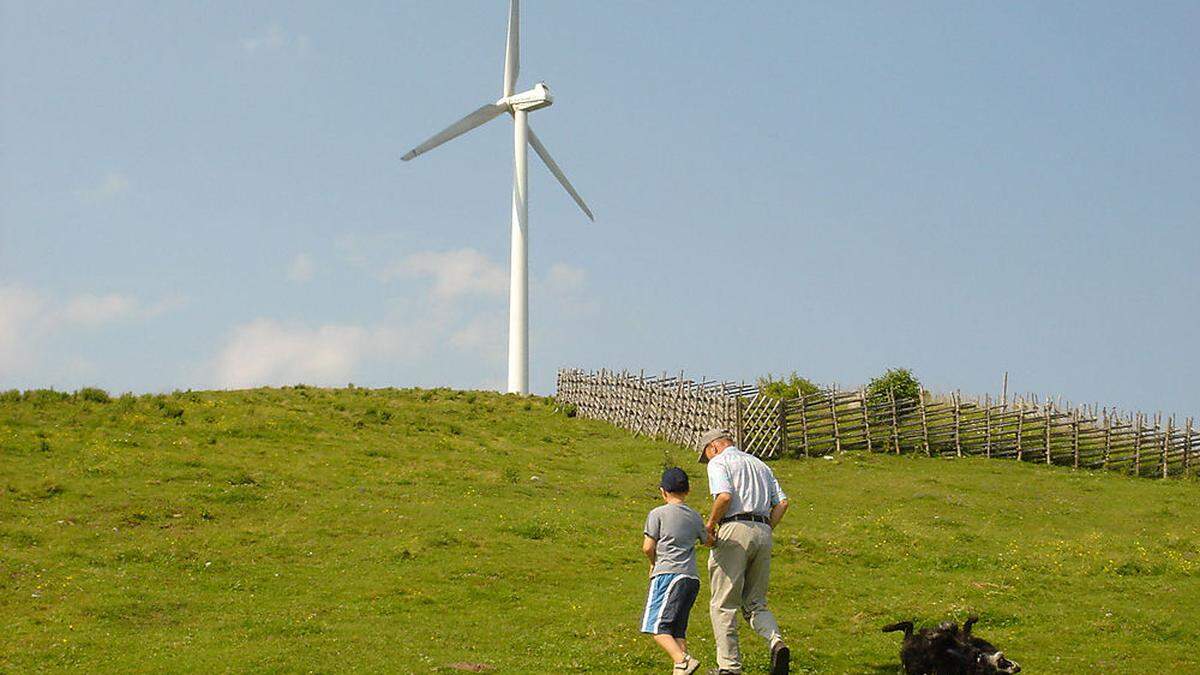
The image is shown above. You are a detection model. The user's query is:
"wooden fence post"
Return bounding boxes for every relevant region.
[1103,409,1111,469]
[1134,413,1143,477]
[1163,417,1172,479]
[889,388,901,455]
[800,395,810,458]
[778,398,789,458]
[735,394,744,450]
[1016,400,1024,462]
[1072,409,1080,469]
[984,394,992,458]
[953,391,962,458]
[1043,402,1052,465]
[860,388,872,453]
[830,393,842,454]
[1186,417,1194,475]
[918,389,931,457]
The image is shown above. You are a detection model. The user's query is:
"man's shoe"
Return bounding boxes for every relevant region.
[770,640,790,675]
[705,669,739,675]
[672,655,700,675]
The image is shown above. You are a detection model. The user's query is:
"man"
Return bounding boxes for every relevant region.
[697,428,790,675]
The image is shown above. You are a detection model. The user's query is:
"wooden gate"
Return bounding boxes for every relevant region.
[738,394,786,459]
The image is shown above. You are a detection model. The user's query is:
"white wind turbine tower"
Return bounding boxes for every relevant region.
[401,0,594,395]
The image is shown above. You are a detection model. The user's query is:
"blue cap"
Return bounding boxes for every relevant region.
[660,467,690,493]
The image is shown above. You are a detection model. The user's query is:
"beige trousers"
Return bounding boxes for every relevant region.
[708,521,781,672]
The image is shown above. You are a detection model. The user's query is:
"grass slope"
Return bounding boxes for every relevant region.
[2,388,1198,673]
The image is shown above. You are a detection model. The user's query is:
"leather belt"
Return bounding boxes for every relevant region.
[720,513,770,525]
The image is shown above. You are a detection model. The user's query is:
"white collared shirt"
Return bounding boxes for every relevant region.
[707,446,787,517]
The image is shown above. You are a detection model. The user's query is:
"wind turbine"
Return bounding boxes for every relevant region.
[401,0,594,395]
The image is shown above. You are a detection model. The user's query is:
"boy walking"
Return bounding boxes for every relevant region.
[641,467,708,674]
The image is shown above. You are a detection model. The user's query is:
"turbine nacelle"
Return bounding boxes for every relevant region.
[502,82,553,112]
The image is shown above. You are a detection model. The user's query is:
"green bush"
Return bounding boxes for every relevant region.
[155,397,185,419]
[757,372,821,400]
[76,387,111,404]
[867,368,922,402]
[23,389,70,405]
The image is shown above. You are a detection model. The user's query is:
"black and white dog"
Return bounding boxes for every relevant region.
[882,615,1021,674]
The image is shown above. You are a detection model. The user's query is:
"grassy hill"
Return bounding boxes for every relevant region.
[2,387,1198,673]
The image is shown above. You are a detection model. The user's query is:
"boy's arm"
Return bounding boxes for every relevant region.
[642,535,657,568]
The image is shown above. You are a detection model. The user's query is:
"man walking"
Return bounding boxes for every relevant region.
[697,428,790,675]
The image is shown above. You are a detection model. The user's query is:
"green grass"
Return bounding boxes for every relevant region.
[2,387,1199,673]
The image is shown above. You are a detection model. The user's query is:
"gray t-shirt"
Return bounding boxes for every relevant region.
[644,503,707,577]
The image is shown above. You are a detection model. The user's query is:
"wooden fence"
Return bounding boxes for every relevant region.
[556,368,1198,480]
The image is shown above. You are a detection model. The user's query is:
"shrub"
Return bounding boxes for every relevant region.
[76,387,111,404]
[154,397,185,419]
[0,390,20,403]
[757,372,821,400]
[867,368,922,403]
[561,403,578,418]
[23,389,70,405]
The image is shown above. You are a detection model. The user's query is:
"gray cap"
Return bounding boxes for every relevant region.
[696,428,734,463]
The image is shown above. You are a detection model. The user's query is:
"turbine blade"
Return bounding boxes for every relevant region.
[528,126,594,221]
[503,0,519,97]
[401,103,506,161]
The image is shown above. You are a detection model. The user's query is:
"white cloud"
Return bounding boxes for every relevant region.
[0,286,45,374]
[213,319,369,389]
[449,313,506,362]
[241,24,310,55]
[287,253,314,283]
[545,263,586,293]
[76,172,130,200]
[0,285,182,380]
[205,251,591,391]
[386,248,508,300]
[58,293,139,326]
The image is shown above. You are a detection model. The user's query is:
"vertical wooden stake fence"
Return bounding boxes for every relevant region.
[556,368,1199,482]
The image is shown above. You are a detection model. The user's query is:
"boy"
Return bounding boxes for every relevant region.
[641,467,708,674]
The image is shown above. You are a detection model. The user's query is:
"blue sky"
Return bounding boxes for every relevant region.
[2,1,1197,416]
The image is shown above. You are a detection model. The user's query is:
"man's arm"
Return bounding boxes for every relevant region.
[769,498,789,529]
[706,492,733,542]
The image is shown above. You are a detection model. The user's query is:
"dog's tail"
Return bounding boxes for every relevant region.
[881,621,914,638]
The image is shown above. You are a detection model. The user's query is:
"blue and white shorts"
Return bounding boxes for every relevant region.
[640,573,700,637]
